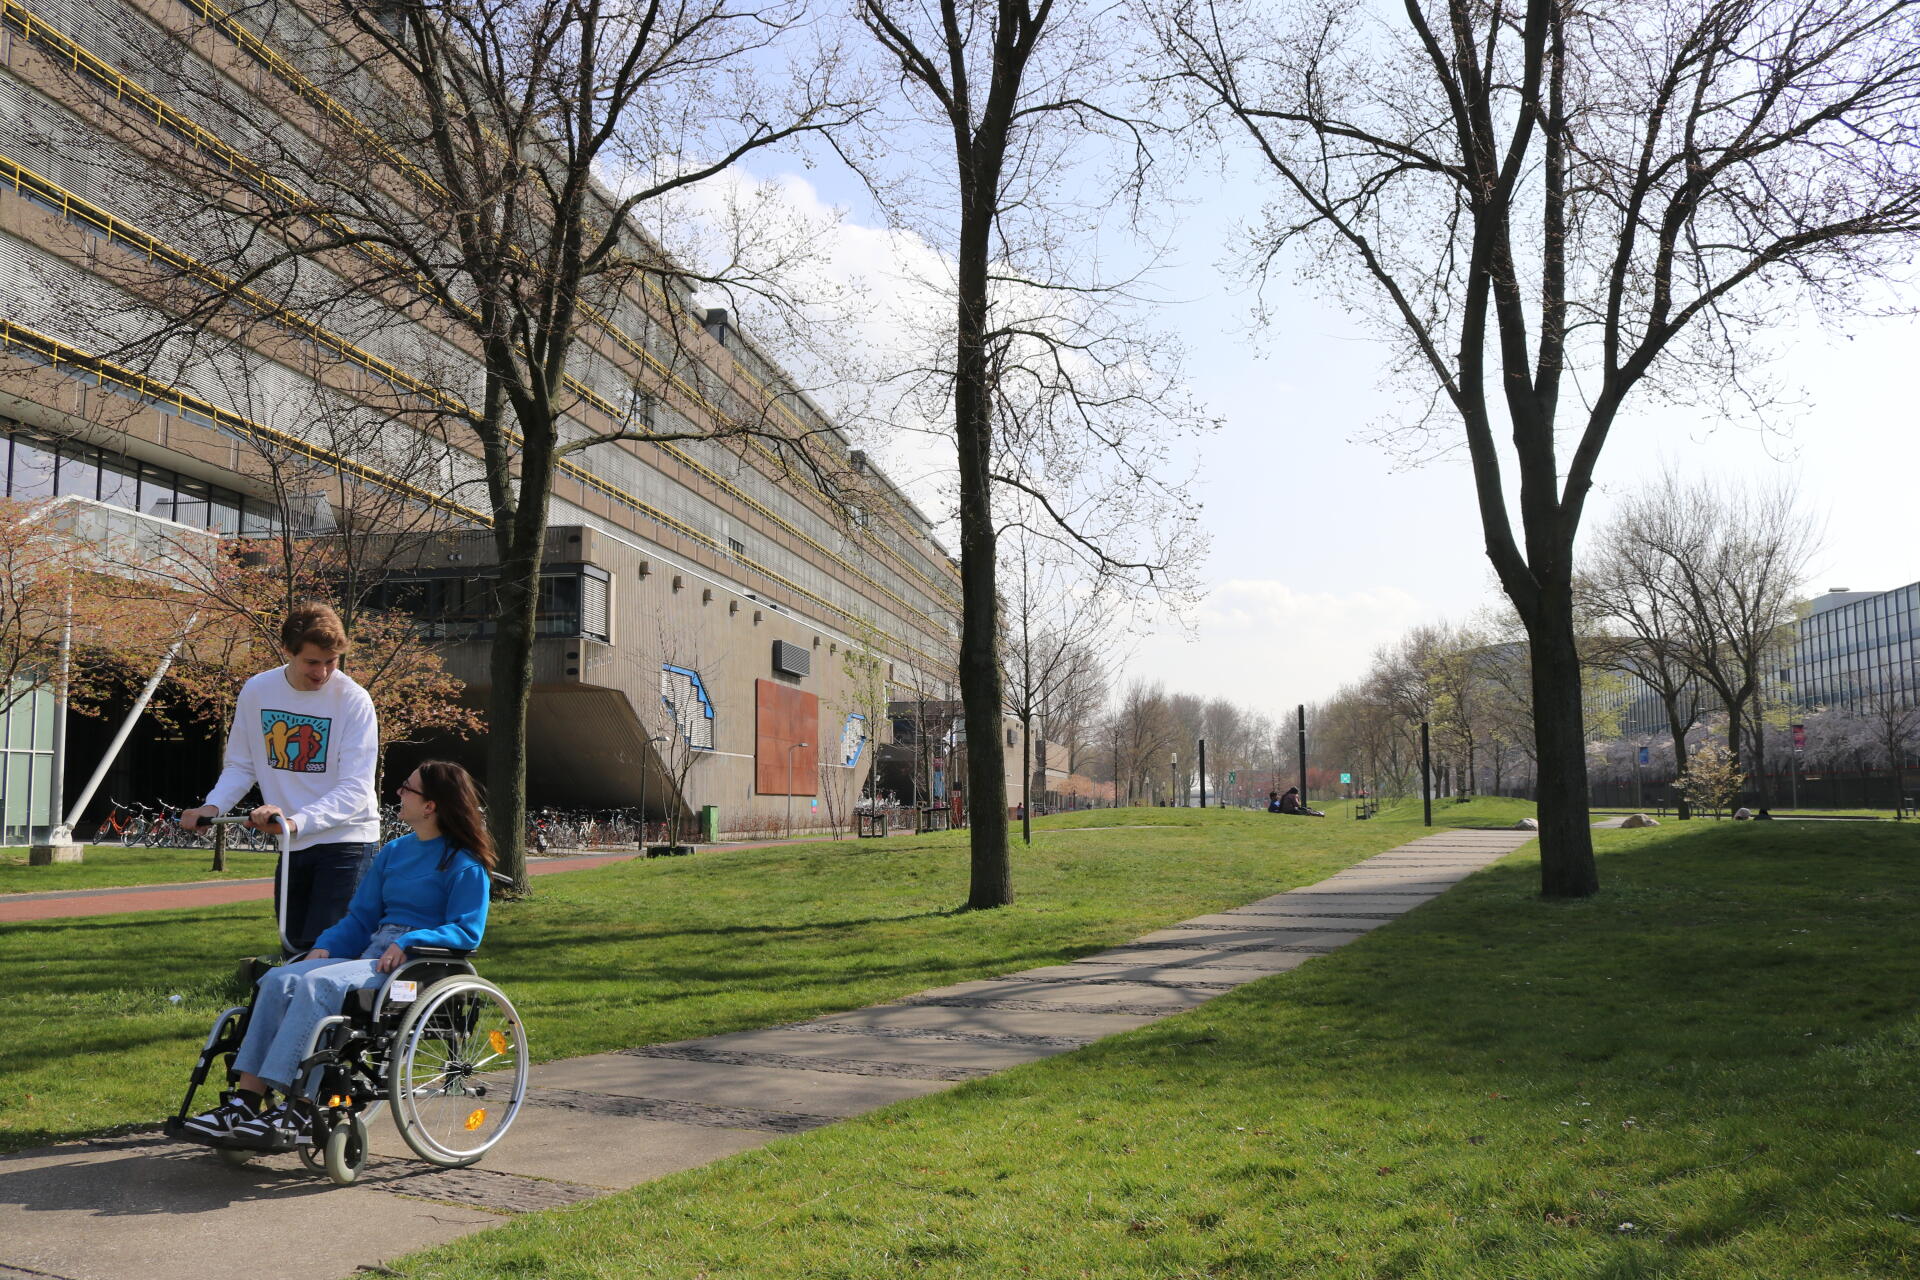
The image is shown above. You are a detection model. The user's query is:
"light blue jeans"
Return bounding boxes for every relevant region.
[231,925,403,1091]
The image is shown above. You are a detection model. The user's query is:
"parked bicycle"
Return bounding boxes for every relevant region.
[89,798,143,846]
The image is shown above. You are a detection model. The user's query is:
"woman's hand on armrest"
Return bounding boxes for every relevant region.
[375,944,406,974]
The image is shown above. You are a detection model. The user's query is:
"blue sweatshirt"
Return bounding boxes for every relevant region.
[312,833,490,957]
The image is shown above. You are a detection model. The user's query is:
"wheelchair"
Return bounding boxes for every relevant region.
[161,819,529,1185]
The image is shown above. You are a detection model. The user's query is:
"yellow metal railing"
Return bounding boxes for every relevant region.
[0,318,489,522]
[0,158,957,657]
[0,0,957,618]
[136,0,960,608]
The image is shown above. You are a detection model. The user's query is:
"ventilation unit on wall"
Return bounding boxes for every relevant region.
[772,639,810,678]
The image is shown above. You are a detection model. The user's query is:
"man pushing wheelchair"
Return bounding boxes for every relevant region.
[164,602,528,1182]
[177,761,496,1152]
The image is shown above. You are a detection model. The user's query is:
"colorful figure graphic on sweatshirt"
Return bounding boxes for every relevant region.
[262,711,332,773]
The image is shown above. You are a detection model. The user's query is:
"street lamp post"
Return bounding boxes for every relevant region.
[786,741,811,838]
[640,735,666,849]
[1171,752,1179,807]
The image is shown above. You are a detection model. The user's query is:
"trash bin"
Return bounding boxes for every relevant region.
[699,805,719,843]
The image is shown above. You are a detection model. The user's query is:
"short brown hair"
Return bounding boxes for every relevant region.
[280,601,350,655]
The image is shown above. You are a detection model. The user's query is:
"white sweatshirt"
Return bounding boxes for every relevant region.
[202,666,381,849]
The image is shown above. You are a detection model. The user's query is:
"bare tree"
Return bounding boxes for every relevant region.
[1157,0,1920,895]
[1851,682,1920,814]
[1000,530,1114,842]
[1593,475,1815,810]
[1106,678,1179,805]
[856,0,1208,906]
[1581,499,1711,818]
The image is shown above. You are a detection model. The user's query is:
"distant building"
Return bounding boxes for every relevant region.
[1591,581,1920,743]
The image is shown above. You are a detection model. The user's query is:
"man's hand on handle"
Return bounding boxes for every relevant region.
[178,804,220,832]
[247,805,297,835]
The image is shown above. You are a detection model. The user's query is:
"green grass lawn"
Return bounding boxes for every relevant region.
[0,845,279,893]
[0,801,1515,1153]
[380,813,1920,1280]
[1589,806,1907,820]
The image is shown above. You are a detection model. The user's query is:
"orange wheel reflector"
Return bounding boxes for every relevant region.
[464,1108,488,1131]
[326,1095,347,1108]
[489,1030,510,1054]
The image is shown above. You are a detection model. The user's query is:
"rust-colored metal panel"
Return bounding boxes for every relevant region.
[755,679,819,795]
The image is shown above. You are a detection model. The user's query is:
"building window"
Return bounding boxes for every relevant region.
[10,432,56,499]
[55,442,99,500]
[99,454,138,509]
[374,569,611,643]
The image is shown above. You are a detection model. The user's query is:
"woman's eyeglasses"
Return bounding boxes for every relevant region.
[397,782,423,798]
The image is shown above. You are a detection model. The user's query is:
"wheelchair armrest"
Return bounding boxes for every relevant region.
[404,945,473,959]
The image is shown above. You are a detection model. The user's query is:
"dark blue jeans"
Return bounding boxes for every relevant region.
[275,841,376,952]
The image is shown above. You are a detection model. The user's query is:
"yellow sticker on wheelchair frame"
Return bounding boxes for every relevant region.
[465,1108,488,1131]
[388,980,419,1004]
[489,1030,510,1054]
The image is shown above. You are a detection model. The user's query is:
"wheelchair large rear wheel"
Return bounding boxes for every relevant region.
[388,976,528,1168]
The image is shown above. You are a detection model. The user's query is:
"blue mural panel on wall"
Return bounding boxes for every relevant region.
[660,665,715,750]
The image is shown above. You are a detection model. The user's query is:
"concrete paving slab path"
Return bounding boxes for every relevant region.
[0,824,1537,1280]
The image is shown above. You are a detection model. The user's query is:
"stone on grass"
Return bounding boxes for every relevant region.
[1621,813,1660,829]
[1513,818,1539,831]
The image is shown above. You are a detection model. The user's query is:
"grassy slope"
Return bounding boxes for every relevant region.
[388,816,1920,1280]
[0,846,280,892]
[0,802,1508,1153]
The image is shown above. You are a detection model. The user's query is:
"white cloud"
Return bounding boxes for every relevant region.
[1117,579,1429,719]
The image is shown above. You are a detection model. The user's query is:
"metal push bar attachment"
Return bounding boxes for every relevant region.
[204,815,295,955]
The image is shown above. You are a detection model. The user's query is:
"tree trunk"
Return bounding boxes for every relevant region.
[486,520,545,895]
[1662,693,1692,821]
[954,140,1011,907]
[1529,604,1598,897]
[1020,716,1033,846]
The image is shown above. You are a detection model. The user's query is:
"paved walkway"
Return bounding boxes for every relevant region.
[0,827,1538,1280]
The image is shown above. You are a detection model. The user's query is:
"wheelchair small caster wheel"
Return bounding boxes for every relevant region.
[297,1143,325,1174]
[214,1145,256,1168]
[322,1114,369,1185]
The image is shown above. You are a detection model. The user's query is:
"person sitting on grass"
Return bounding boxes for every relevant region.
[179,761,495,1150]
[1277,787,1325,817]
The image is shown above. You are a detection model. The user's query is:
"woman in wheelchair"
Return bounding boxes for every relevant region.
[180,760,495,1150]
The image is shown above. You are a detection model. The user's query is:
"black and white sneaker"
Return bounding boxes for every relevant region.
[230,1100,314,1151]
[178,1092,260,1145]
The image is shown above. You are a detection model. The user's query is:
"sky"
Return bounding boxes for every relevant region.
[707,130,1918,728]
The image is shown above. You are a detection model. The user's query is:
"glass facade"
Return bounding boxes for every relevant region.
[0,417,276,533]
[0,679,56,846]
[1591,581,1920,736]
[1796,584,1920,710]
[368,567,613,643]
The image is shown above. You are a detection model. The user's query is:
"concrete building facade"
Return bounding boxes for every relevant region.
[0,0,962,839]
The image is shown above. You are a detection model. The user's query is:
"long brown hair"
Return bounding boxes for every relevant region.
[414,760,496,871]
